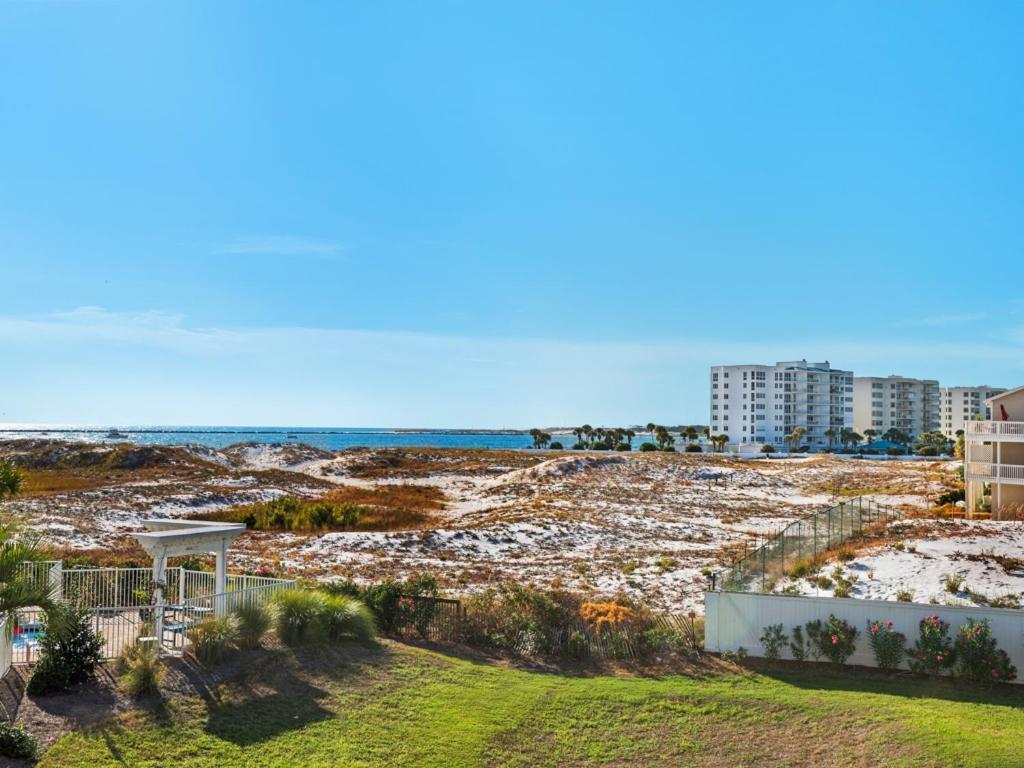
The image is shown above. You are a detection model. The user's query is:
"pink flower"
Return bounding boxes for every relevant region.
[885,620,893,628]
[831,635,838,644]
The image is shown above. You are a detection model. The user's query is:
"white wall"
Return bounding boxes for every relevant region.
[0,618,11,681]
[705,591,1024,682]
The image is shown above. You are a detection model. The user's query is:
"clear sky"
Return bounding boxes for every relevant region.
[1,2,1023,428]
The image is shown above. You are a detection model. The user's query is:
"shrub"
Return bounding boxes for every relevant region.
[232,601,274,649]
[330,574,439,635]
[211,495,364,532]
[548,441,564,450]
[886,447,903,456]
[189,615,240,665]
[638,442,658,452]
[759,623,787,660]
[614,442,631,451]
[813,575,833,589]
[937,488,965,505]
[115,640,164,697]
[0,723,37,760]
[760,444,775,454]
[867,620,906,672]
[907,614,955,675]
[810,614,857,665]
[895,589,914,602]
[953,618,1017,685]
[27,603,105,695]
[917,446,938,457]
[789,625,811,662]
[580,601,636,632]
[684,443,702,453]
[571,442,586,450]
[462,584,581,657]
[944,573,964,594]
[273,589,326,645]
[320,594,376,642]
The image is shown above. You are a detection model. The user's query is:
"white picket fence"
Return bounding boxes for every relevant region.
[705,591,1024,683]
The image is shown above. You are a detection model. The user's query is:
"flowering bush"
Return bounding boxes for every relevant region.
[810,614,857,665]
[953,618,1017,685]
[866,619,906,672]
[579,601,636,632]
[907,614,955,676]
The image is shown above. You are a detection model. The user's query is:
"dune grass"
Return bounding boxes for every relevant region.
[39,643,1024,768]
[193,484,444,533]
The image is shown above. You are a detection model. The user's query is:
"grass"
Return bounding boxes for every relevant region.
[39,643,1024,768]
[192,484,445,532]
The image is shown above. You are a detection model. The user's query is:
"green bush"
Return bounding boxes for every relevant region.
[0,723,37,760]
[867,620,906,672]
[326,574,438,635]
[27,603,105,695]
[937,488,965,505]
[614,442,632,451]
[788,625,811,662]
[189,616,240,665]
[232,602,274,649]
[548,441,564,450]
[684,443,702,453]
[115,640,164,697]
[760,444,775,453]
[273,590,326,645]
[638,442,658,452]
[907,614,955,675]
[759,623,787,660]
[320,595,377,642]
[954,618,1017,684]
[808,615,857,665]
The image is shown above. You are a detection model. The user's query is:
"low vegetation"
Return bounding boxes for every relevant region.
[27,603,105,695]
[114,639,164,698]
[37,642,1024,767]
[272,589,377,645]
[0,723,38,761]
[193,484,444,532]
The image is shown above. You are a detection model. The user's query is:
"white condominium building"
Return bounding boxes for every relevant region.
[709,360,853,449]
[964,386,1024,519]
[940,386,1007,438]
[852,376,940,440]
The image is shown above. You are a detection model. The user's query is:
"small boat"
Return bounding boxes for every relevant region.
[105,429,128,440]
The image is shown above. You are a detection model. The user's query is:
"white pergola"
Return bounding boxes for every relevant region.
[131,520,246,643]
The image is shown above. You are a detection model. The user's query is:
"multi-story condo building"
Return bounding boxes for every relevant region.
[939,386,1007,438]
[852,376,940,441]
[964,386,1024,519]
[709,360,853,450]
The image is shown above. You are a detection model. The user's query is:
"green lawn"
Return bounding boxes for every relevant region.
[41,642,1024,767]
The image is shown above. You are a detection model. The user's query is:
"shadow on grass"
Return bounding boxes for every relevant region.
[749,659,1024,708]
[178,641,392,747]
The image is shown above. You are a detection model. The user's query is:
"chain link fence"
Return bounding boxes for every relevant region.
[710,496,904,593]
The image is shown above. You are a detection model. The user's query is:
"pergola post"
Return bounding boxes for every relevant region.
[215,538,228,616]
[151,549,167,646]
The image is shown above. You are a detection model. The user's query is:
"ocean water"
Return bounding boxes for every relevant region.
[0,425,568,451]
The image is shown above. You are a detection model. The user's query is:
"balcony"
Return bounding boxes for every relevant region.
[965,421,1024,441]
[966,462,1024,485]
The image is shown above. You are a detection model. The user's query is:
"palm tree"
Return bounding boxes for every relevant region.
[823,428,836,449]
[715,433,730,452]
[683,426,698,443]
[581,424,593,448]
[0,525,58,631]
[645,423,657,445]
[863,429,878,445]
[782,433,794,452]
[0,462,23,501]
[791,426,806,451]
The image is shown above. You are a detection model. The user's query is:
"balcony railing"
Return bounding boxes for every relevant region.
[966,462,1024,485]
[965,421,1024,439]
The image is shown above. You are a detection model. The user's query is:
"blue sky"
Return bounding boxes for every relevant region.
[1,1,1023,427]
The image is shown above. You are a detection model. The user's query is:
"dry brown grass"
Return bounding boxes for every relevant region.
[344,448,544,479]
[321,484,446,531]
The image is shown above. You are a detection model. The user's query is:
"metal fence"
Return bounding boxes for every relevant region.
[389,595,462,643]
[710,496,904,593]
[4,562,296,666]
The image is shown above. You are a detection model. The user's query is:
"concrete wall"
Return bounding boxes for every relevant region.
[705,591,1024,682]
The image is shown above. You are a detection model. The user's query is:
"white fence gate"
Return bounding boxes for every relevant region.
[705,591,1024,683]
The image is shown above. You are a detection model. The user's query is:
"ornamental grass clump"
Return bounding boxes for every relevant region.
[320,594,376,642]
[810,614,857,665]
[189,615,240,665]
[866,619,906,672]
[907,614,955,676]
[232,601,274,649]
[115,640,164,697]
[953,618,1017,685]
[273,589,327,645]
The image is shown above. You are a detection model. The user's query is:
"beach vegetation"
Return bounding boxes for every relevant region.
[115,639,165,698]
[0,723,37,761]
[27,602,105,695]
[190,615,240,665]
